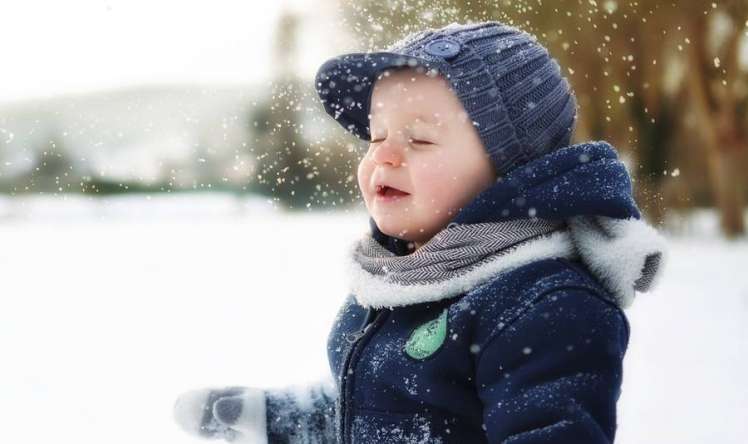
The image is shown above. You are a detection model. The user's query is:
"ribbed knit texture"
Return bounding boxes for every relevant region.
[386,22,578,177]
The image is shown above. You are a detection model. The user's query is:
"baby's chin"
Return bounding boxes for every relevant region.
[367,198,455,242]
[372,216,442,244]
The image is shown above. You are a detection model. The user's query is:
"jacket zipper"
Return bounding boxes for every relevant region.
[337,307,386,444]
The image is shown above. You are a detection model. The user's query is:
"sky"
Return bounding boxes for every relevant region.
[4,1,747,108]
[0,0,346,105]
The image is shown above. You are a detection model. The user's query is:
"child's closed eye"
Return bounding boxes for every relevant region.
[369,139,434,145]
[407,138,435,146]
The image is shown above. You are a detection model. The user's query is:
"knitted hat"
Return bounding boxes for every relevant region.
[314,21,578,177]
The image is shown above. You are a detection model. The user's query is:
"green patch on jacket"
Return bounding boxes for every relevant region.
[405,308,448,360]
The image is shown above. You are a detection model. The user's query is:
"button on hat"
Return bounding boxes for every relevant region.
[424,38,461,59]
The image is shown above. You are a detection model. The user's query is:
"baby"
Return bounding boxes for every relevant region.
[173,21,668,444]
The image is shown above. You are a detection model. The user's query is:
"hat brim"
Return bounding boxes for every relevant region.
[314,51,443,141]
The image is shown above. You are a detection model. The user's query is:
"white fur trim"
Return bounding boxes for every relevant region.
[344,230,577,309]
[567,215,669,309]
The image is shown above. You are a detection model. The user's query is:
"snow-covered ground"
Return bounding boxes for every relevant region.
[0,193,746,444]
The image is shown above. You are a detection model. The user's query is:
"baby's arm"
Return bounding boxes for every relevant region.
[264,375,338,442]
[173,374,338,443]
[475,287,630,444]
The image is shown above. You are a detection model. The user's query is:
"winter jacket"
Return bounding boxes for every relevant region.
[258,141,667,444]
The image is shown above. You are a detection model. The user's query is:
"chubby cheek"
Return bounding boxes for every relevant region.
[411,156,463,217]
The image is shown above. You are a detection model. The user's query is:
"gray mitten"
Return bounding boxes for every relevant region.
[173,386,267,444]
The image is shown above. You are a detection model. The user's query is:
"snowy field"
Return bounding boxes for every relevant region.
[0,193,746,444]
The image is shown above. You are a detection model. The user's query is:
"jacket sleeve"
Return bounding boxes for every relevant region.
[475,287,630,444]
[264,374,339,444]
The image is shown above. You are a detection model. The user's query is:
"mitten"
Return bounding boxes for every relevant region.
[173,386,267,443]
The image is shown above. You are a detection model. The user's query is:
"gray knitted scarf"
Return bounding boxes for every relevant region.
[352,218,567,286]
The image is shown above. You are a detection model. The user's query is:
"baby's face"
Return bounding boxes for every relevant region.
[357,67,497,249]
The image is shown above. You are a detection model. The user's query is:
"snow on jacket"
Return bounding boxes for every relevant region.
[255,140,667,443]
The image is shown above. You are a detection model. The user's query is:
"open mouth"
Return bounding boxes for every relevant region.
[375,185,410,199]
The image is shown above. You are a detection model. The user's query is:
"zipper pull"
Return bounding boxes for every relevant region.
[346,314,376,343]
[346,327,368,343]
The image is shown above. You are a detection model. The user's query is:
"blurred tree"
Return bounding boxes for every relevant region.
[553,1,691,226]
[682,0,747,237]
[247,11,310,208]
[249,9,360,210]
[10,131,76,194]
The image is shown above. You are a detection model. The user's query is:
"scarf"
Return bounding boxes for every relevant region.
[346,215,667,310]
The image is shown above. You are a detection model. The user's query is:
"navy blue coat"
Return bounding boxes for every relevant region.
[261,141,666,444]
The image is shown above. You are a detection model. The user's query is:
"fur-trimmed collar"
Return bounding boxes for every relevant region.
[345,229,576,310]
[344,215,667,310]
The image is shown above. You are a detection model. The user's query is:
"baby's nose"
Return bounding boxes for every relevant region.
[372,140,406,167]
